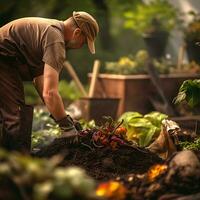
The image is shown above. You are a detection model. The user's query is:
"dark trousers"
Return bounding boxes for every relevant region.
[0,58,33,153]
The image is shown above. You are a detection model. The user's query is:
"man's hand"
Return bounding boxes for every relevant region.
[56,115,80,145]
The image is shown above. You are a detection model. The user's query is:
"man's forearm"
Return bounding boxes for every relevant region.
[43,91,67,121]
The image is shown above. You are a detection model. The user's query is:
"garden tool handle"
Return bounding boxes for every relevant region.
[89,60,101,98]
[64,61,87,97]
[177,43,186,70]
[146,59,176,116]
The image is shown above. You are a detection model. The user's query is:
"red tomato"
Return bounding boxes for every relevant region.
[115,127,127,135]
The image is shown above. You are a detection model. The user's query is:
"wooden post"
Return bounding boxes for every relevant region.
[88,60,101,98]
[177,43,186,70]
[63,61,87,97]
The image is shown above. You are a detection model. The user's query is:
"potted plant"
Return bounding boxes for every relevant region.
[183,11,200,64]
[88,50,200,116]
[123,0,178,58]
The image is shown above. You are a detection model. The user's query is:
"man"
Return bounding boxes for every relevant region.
[0,11,99,153]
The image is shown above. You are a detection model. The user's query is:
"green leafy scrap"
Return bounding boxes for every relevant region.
[144,112,168,128]
[118,111,168,147]
[174,79,200,108]
[179,137,200,150]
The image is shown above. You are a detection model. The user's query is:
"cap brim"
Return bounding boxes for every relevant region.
[87,38,95,54]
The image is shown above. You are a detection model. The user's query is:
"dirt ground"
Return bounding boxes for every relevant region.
[35,139,162,181]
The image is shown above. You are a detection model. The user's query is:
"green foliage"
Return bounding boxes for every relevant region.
[174,79,200,108]
[118,111,168,147]
[123,0,178,34]
[179,137,200,150]
[1,0,94,22]
[31,108,168,149]
[24,83,41,105]
[50,167,96,200]
[59,80,81,102]
[32,109,61,149]
[0,149,96,200]
[79,119,96,130]
[184,11,200,42]
[169,61,200,74]
[24,80,81,105]
[144,112,168,128]
[105,50,172,75]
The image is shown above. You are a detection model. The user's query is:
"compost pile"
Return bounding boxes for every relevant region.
[35,125,162,181]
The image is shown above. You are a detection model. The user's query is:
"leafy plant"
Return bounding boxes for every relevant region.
[144,112,168,128]
[123,0,178,34]
[24,80,81,105]
[105,50,172,75]
[79,119,96,130]
[59,80,81,102]
[32,110,128,151]
[184,11,200,42]
[24,83,41,105]
[174,79,200,108]
[118,111,168,147]
[179,137,200,150]
[169,61,200,74]
[32,124,61,149]
[0,149,97,200]
[32,109,61,149]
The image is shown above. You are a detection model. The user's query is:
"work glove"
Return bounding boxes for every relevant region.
[73,119,83,131]
[55,115,81,145]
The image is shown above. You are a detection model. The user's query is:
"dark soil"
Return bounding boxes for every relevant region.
[118,150,200,200]
[35,138,162,181]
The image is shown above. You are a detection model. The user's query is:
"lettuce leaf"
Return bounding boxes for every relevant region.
[119,111,168,147]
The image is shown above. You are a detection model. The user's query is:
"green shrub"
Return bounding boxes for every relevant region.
[123,0,178,34]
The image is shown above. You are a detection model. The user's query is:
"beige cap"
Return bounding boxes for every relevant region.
[72,11,99,54]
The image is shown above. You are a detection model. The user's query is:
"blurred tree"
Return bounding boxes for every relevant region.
[93,0,113,50]
[0,0,18,26]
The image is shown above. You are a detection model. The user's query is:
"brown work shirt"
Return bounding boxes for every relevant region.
[0,17,66,80]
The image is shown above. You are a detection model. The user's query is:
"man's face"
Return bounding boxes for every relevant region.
[65,29,86,50]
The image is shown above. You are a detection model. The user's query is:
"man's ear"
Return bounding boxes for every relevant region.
[73,28,82,37]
